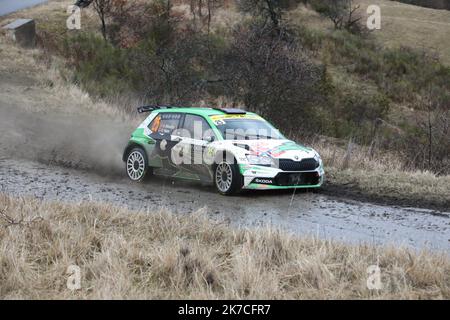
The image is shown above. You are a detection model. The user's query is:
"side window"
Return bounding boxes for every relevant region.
[182,114,216,140]
[149,113,181,135]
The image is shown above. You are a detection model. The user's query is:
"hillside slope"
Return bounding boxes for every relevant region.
[358,0,450,65]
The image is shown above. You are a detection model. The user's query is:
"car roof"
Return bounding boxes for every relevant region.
[155,107,257,117]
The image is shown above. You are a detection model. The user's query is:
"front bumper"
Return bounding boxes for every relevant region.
[239,164,324,190]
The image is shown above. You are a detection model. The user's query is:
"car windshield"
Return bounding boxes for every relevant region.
[210,115,285,140]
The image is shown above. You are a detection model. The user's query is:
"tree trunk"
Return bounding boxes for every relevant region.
[428,107,432,169]
[100,14,107,41]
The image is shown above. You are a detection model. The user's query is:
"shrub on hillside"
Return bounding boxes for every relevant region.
[335,91,390,141]
[62,34,134,97]
[219,22,330,134]
[310,0,365,34]
[107,0,176,48]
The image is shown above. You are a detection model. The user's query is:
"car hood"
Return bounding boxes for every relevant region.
[227,139,317,160]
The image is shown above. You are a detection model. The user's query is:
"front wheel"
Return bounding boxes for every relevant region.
[214,161,243,195]
[126,147,150,182]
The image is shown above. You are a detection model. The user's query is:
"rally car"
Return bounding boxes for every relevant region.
[123,106,324,195]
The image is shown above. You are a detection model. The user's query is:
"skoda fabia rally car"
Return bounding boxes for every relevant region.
[123,106,324,195]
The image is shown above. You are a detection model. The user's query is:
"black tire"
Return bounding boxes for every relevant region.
[213,160,243,195]
[125,147,151,182]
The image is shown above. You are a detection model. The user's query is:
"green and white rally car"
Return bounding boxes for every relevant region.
[123,106,324,195]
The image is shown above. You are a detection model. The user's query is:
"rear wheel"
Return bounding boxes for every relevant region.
[214,161,243,195]
[126,147,150,182]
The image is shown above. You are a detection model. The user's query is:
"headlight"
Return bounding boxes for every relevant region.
[314,153,323,167]
[246,154,272,166]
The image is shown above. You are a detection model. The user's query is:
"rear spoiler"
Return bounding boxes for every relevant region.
[137,105,247,114]
[212,108,246,114]
[137,105,179,113]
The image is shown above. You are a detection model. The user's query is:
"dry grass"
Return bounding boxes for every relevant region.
[312,137,450,209]
[0,0,145,121]
[0,35,137,122]
[0,193,449,299]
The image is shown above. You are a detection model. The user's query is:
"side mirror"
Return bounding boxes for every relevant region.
[205,136,215,143]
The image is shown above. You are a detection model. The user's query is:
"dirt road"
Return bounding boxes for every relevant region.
[1,155,449,253]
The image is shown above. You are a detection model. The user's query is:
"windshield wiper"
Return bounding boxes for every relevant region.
[254,134,274,140]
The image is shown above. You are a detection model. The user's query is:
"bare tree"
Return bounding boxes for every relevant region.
[219,23,326,132]
[417,85,450,172]
[237,0,286,30]
[92,0,113,41]
[74,0,114,41]
[206,0,222,34]
[313,0,362,32]
[189,0,223,33]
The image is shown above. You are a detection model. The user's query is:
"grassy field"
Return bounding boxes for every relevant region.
[4,0,450,66]
[289,0,450,65]
[354,0,450,65]
[0,34,136,120]
[0,193,449,299]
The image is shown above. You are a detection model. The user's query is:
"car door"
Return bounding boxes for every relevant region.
[177,114,217,181]
[147,112,183,175]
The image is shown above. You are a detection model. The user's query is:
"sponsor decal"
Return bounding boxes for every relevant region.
[210,114,263,125]
[269,141,310,157]
[242,140,310,158]
[150,115,161,132]
[206,146,215,157]
[254,178,273,184]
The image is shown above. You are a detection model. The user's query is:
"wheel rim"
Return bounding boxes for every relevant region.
[215,162,233,192]
[127,151,145,181]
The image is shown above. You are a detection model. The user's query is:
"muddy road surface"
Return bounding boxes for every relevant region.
[1,157,449,253]
[0,103,449,254]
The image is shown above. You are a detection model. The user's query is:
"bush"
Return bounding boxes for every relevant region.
[129,29,226,104]
[107,0,174,48]
[218,22,330,134]
[63,34,134,97]
[310,0,365,34]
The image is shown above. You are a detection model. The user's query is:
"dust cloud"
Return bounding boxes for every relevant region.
[0,106,135,176]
